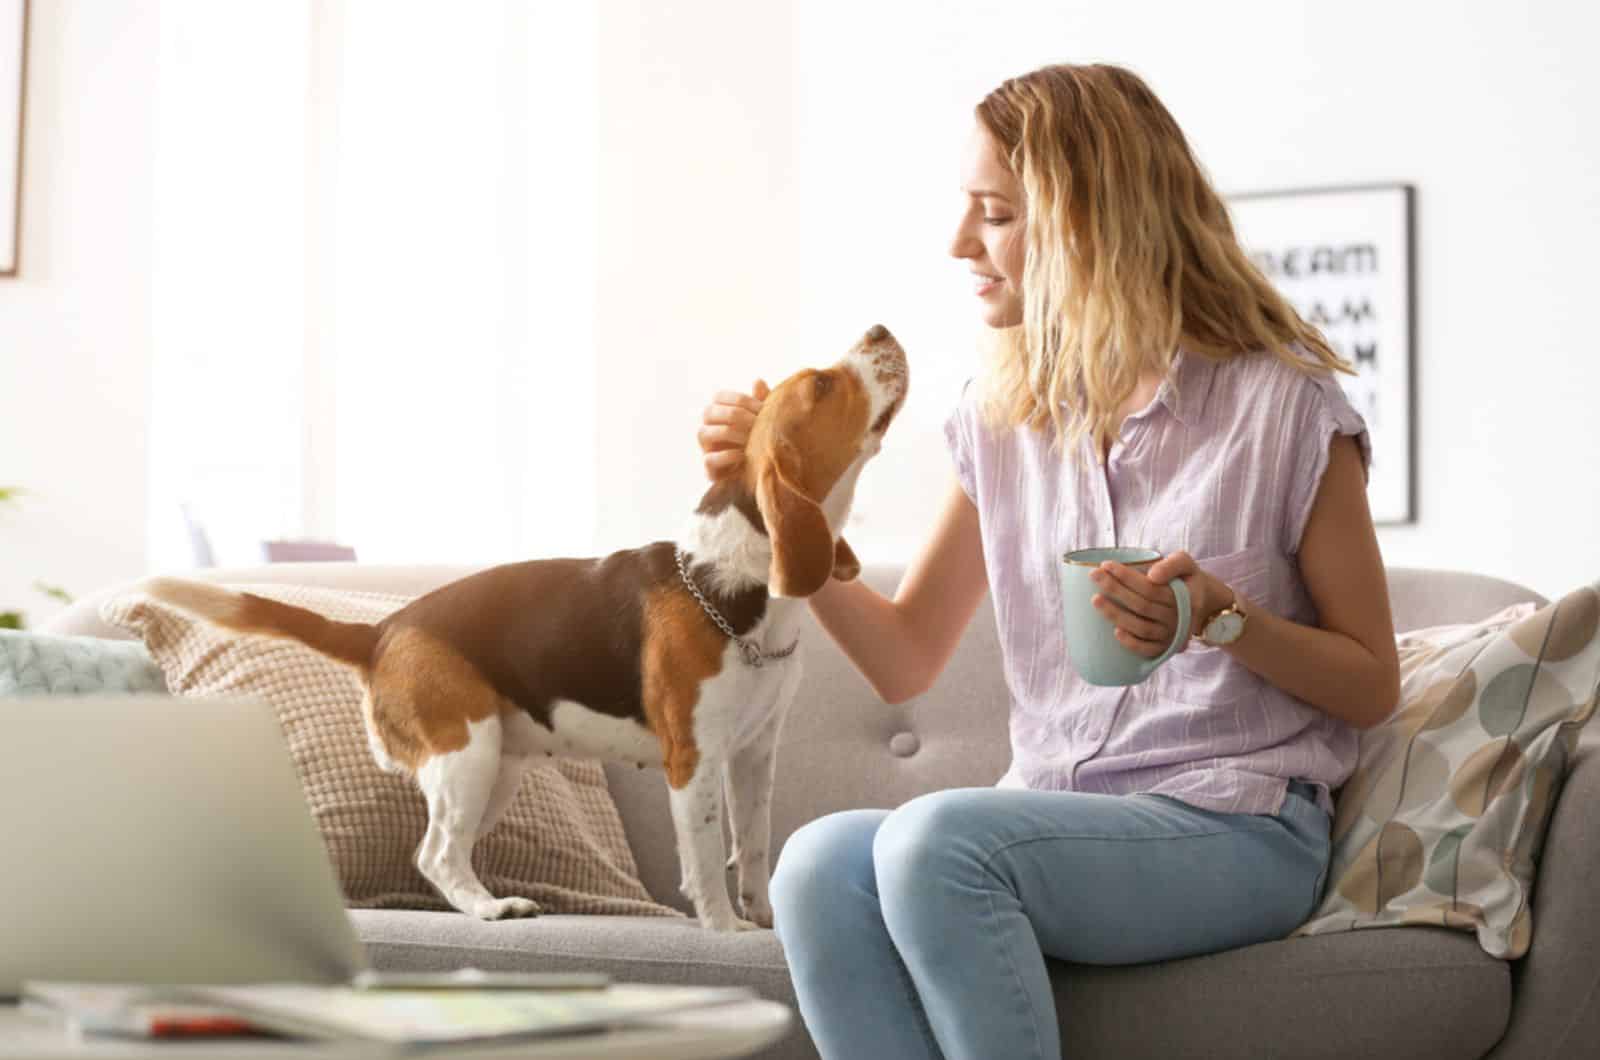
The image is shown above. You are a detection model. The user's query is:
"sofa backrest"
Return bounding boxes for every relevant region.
[45,562,1548,915]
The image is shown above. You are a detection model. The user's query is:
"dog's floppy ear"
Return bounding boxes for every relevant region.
[832,537,861,582]
[755,447,835,599]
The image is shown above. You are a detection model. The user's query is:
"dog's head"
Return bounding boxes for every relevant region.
[738,324,909,598]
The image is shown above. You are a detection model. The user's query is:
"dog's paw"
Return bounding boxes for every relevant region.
[699,913,763,933]
[473,896,541,920]
[739,894,773,929]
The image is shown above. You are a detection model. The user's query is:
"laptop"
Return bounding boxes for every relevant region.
[0,695,369,999]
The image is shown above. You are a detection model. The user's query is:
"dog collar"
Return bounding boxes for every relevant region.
[674,547,798,668]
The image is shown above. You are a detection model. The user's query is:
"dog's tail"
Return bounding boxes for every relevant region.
[142,577,379,673]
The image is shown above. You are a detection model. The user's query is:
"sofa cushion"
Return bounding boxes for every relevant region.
[104,581,681,919]
[0,628,167,696]
[351,912,1507,1060]
[1051,930,1508,1060]
[354,910,795,997]
[1297,583,1600,958]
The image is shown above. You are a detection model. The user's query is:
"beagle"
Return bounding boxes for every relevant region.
[143,324,908,931]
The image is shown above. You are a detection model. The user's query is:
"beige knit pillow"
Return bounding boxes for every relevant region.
[103,583,682,918]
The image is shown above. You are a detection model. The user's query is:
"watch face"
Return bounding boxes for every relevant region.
[1207,611,1245,645]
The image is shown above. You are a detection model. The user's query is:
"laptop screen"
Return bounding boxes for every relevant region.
[0,695,368,997]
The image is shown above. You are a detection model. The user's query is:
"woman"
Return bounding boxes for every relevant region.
[698,63,1399,1060]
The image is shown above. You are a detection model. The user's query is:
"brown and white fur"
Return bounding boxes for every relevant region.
[142,325,908,931]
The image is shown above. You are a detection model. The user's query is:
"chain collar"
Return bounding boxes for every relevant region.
[674,546,798,668]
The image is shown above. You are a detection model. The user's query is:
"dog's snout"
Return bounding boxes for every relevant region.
[851,325,906,370]
[840,323,908,438]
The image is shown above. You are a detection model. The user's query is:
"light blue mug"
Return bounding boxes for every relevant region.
[1059,547,1192,687]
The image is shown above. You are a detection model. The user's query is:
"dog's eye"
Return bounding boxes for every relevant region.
[812,373,833,400]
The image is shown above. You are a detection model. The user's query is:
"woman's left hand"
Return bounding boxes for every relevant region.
[1090,551,1225,657]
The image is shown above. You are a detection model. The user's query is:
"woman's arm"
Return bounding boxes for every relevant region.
[1094,435,1401,729]
[807,479,990,705]
[1222,433,1401,728]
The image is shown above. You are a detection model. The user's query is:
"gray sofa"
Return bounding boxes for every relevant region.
[50,562,1600,1059]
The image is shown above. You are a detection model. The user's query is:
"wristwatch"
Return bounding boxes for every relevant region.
[1198,590,1247,647]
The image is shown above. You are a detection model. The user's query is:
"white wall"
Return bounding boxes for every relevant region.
[0,2,156,628]
[598,0,1600,600]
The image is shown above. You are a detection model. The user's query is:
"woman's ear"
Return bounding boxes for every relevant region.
[755,456,835,599]
[832,536,861,582]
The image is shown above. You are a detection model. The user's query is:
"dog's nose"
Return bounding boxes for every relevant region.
[858,325,907,384]
[844,324,908,435]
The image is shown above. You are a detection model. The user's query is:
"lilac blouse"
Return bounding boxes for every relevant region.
[943,349,1372,817]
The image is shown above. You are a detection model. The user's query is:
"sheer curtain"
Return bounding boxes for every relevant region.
[149,1,596,571]
[148,3,309,570]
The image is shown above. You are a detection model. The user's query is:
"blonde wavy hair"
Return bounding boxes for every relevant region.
[973,63,1352,458]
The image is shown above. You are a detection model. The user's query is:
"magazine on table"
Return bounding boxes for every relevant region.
[23,977,756,1045]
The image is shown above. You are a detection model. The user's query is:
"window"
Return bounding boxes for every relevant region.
[148,1,596,569]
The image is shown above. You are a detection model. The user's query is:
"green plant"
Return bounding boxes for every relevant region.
[1,486,73,629]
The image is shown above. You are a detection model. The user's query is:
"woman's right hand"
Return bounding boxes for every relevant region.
[698,379,769,480]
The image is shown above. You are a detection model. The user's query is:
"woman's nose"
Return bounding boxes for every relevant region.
[949,224,980,260]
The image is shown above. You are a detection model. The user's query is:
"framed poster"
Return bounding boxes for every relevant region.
[2,0,26,276]
[1228,183,1415,525]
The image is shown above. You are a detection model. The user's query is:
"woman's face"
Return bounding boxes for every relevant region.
[950,124,1027,329]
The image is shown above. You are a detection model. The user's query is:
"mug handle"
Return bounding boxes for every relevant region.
[1138,577,1191,678]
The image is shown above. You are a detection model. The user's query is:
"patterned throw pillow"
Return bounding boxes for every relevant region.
[0,628,168,696]
[1294,583,1600,958]
[103,583,682,918]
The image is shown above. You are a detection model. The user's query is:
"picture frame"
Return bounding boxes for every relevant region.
[1227,182,1416,525]
[2,0,27,277]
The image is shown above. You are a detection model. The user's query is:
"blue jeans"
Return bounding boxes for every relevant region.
[769,780,1330,1060]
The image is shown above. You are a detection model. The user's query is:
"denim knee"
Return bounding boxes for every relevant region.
[770,810,882,932]
[872,790,984,907]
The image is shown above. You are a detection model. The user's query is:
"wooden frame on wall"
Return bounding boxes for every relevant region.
[1227,182,1417,525]
[2,0,27,277]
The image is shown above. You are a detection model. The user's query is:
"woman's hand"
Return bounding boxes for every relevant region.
[1090,551,1227,656]
[698,380,770,480]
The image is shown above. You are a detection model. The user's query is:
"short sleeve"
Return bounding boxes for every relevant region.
[942,379,978,502]
[1284,372,1372,554]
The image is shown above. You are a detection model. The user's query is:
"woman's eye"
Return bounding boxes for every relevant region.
[983,216,1013,226]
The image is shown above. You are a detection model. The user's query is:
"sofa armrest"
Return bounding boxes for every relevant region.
[1487,727,1600,1059]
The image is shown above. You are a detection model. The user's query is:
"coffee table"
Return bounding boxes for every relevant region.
[0,999,792,1059]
